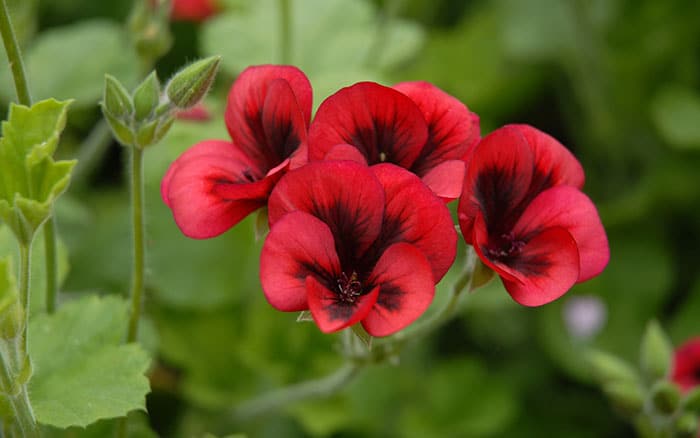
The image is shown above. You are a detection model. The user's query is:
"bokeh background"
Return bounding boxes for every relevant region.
[1,0,700,436]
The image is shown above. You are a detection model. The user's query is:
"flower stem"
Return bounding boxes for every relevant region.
[126,147,145,343]
[18,243,31,352]
[0,351,39,437]
[43,217,58,314]
[279,0,291,64]
[0,0,31,106]
[231,362,361,421]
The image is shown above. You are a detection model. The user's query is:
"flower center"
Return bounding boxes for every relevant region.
[485,232,525,261]
[336,271,363,303]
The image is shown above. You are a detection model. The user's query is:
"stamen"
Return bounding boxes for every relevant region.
[336,271,362,303]
[485,232,525,260]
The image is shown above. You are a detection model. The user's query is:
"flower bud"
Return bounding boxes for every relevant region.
[136,119,158,149]
[675,412,699,438]
[133,71,161,121]
[650,380,681,415]
[587,349,639,384]
[166,56,221,109]
[103,111,135,147]
[682,387,700,414]
[103,75,134,119]
[603,380,645,416]
[640,320,673,383]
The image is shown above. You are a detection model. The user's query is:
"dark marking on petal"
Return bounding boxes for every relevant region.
[376,283,403,311]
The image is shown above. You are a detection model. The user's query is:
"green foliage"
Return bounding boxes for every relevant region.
[0,99,75,244]
[202,0,424,103]
[28,295,151,428]
[0,20,139,107]
[651,85,700,149]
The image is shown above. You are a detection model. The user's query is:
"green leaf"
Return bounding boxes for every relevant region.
[28,295,151,428]
[651,85,700,149]
[0,99,76,244]
[0,20,139,107]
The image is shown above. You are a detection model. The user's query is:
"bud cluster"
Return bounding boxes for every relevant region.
[101,56,220,149]
[588,321,700,438]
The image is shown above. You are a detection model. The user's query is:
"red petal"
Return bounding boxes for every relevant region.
[393,81,480,177]
[162,140,272,238]
[672,337,700,392]
[170,0,218,21]
[307,82,428,168]
[268,161,385,263]
[500,227,580,306]
[512,186,609,282]
[225,65,312,166]
[370,164,457,283]
[361,243,435,337]
[512,124,585,189]
[307,276,379,333]
[419,159,466,202]
[324,144,369,165]
[260,212,341,312]
[458,126,534,244]
[472,210,580,306]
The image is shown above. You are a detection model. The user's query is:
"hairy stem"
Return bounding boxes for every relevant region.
[126,147,145,343]
[231,362,362,421]
[18,244,31,353]
[0,350,39,437]
[0,0,31,106]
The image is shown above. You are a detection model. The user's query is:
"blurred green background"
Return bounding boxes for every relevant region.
[2,0,700,436]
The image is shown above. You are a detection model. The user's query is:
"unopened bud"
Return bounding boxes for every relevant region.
[166,56,221,109]
[675,412,699,438]
[587,350,639,384]
[650,381,681,415]
[103,111,135,147]
[682,387,700,414]
[640,320,672,383]
[133,71,161,121]
[603,380,645,415]
[103,75,134,119]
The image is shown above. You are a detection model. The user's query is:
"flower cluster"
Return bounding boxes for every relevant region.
[161,65,610,336]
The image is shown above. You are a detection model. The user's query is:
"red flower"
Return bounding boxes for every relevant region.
[260,161,457,336]
[672,337,700,392]
[170,0,219,22]
[161,65,312,238]
[307,81,479,201]
[458,124,609,306]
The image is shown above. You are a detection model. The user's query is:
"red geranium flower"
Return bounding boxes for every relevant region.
[306,81,479,201]
[260,160,457,336]
[161,65,312,238]
[458,124,609,306]
[170,0,219,22]
[672,337,700,392]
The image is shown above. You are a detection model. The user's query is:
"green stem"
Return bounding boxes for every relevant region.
[231,362,361,421]
[43,217,58,314]
[126,147,145,343]
[279,0,291,64]
[0,351,38,437]
[0,0,31,106]
[18,244,31,353]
